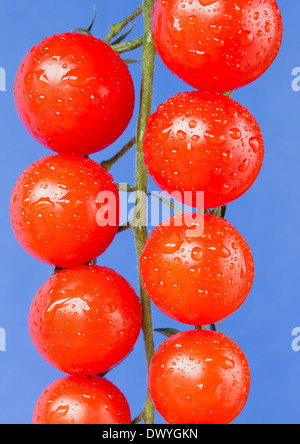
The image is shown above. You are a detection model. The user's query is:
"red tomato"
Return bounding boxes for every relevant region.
[14,33,135,155]
[152,0,283,92]
[140,213,254,325]
[10,155,119,268]
[32,375,131,424]
[148,329,251,424]
[29,265,142,375]
[143,91,264,209]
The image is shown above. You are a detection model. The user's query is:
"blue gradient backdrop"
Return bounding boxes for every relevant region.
[0,0,299,424]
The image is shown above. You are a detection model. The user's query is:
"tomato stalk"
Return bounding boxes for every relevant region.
[133,0,156,425]
[103,4,143,44]
[101,137,136,171]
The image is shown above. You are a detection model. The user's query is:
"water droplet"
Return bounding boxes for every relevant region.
[49,405,69,422]
[249,137,260,153]
[239,29,254,47]
[222,150,233,164]
[189,267,201,278]
[265,22,271,33]
[198,0,217,5]
[189,120,197,129]
[177,130,187,140]
[191,247,203,261]
[160,126,173,142]
[230,128,242,140]
[160,239,183,255]
[205,132,226,145]
[188,15,197,25]
[239,158,250,172]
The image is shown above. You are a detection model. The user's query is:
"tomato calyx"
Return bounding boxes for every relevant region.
[154,328,181,339]
[72,5,97,36]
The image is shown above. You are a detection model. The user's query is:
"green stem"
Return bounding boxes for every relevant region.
[104,4,143,44]
[101,137,136,171]
[111,36,143,54]
[133,0,156,425]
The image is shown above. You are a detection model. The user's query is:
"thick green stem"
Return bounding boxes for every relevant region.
[134,0,156,425]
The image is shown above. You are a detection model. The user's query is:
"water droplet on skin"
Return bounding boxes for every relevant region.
[177,130,187,140]
[189,265,203,280]
[230,128,242,140]
[197,382,223,404]
[49,405,69,421]
[239,29,254,47]
[35,95,45,104]
[228,279,235,288]
[35,70,50,87]
[43,297,90,322]
[222,150,233,164]
[239,158,250,172]
[186,49,211,65]
[160,126,173,142]
[172,17,184,42]
[198,0,217,6]
[204,132,226,145]
[209,245,231,258]
[188,15,197,25]
[160,239,184,255]
[249,137,260,153]
[265,22,271,33]
[209,24,222,34]
[191,247,203,261]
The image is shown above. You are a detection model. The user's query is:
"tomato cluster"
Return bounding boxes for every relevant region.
[10,0,282,426]
[141,0,281,425]
[11,30,140,424]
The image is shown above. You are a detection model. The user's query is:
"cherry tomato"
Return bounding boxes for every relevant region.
[29,265,142,375]
[10,155,120,268]
[148,329,251,424]
[152,0,283,92]
[32,375,131,424]
[140,213,254,325]
[14,33,135,155]
[143,91,264,209]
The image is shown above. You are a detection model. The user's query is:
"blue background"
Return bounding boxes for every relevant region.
[0,0,299,424]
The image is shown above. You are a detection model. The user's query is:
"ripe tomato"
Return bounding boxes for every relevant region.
[140,213,254,325]
[29,265,142,375]
[143,91,264,209]
[32,375,131,424]
[10,155,119,268]
[14,33,135,155]
[148,329,251,424]
[152,0,283,92]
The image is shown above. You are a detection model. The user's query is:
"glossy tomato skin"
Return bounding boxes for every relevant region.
[148,329,251,424]
[152,0,283,92]
[140,213,254,325]
[32,376,131,424]
[143,92,264,209]
[14,33,135,155]
[10,155,119,268]
[29,265,142,375]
